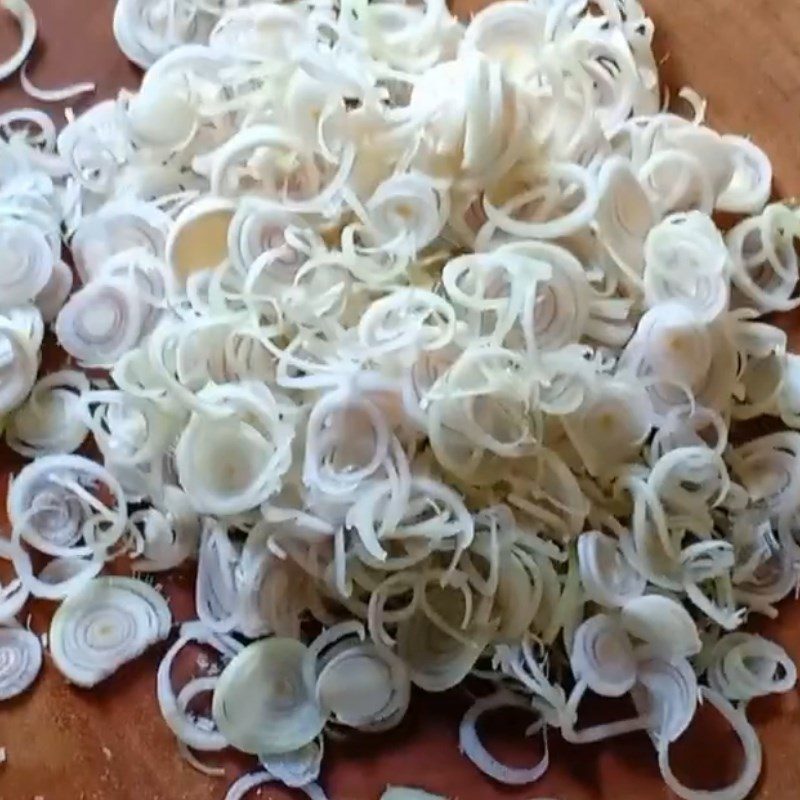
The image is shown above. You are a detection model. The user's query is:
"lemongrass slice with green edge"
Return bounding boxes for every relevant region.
[0,625,42,700]
[212,637,326,756]
[50,576,171,687]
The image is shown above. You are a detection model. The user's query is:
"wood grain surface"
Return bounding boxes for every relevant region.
[2,1,800,799]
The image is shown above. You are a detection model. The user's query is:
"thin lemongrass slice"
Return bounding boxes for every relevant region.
[657,688,761,800]
[260,736,323,788]
[632,653,698,744]
[620,594,701,658]
[157,622,240,751]
[6,369,90,457]
[0,625,42,700]
[50,576,171,687]
[570,614,637,698]
[212,637,325,756]
[223,769,329,800]
[459,692,549,785]
[381,789,448,800]
[20,64,95,102]
[0,0,36,81]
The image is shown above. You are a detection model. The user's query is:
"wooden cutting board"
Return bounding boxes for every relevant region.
[2,1,800,798]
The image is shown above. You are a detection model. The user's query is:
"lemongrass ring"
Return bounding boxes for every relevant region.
[212,637,326,755]
[0,626,42,700]
[49,576,171,687]
[459,692,549,785]
[0,0,36,81]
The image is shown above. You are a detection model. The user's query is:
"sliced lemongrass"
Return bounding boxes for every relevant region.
[0,0,36,81]
[0,625,42,700]
[157,622,241,751]
[657,688,761,800]
[50,576,171,687]
[381,789,448,800]
[621,594,701,658]
[212,637,325,756]
[577,530,646,608]
[223,770,329,800]
[6,369,90,457]
[20,64,95,102]
[260,736,323,788]
[570,614,637,698]
[459,692,549,785]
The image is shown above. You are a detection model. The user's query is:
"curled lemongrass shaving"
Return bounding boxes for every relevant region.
[8,454,128,558]
[50,576,171,687]
[0,625,41,700]
[657,688,761,800]
[20,65,95,102]
[0,0,36,81]
[459,692,549,785]
[620,595,702,658]
[6,370,90,457]
[0,312,39,415]
[260,736,323,788]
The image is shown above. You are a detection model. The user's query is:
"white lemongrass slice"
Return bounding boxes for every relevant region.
[570,614,637,698]
[8,453,128,557]
[260,736,323,788]
[131,487,200,573]
[55,277,145,367]
[716,135,772,214]
[643,211,730,322]
[459,692,549,785]
[196,522,239,633]
[6,369,90,457]
[0,538,29,620]
[381,789,448,800]
[157,622,241,751]
[657,688,761,800]
[0,0,36,81]
[125,80,197,149]
[0,313,39,415]
[621,594,701,658]
[70,200,171,284]
[212,637,326,755]
[49,576,171,687]
[166,197,235,279]
[20,64,95,102]
[577,530,646,608]
[706,633,797,702]
[0,625,42,700]
[632,653,698,744]
[0,217,54,306]
[315,641,410,729]
[175,412,291,516]
[223,770,329,800]
[34,259,73,323]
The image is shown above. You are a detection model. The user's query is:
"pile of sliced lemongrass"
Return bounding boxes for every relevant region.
[2,0,800,798]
